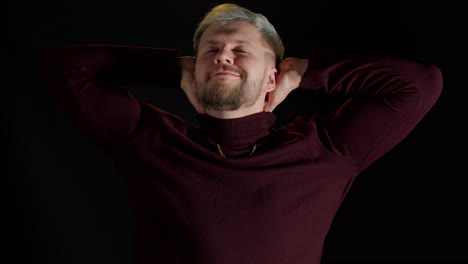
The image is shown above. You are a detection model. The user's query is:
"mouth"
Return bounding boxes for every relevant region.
[210,71,241,79]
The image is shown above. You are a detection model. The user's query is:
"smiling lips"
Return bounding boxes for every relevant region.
[210,71,241,78]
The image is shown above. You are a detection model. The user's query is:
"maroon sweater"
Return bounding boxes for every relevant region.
[39,45,443,264]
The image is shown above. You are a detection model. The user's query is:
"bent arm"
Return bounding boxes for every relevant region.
[39,44,180,146]
[300,51,443,170]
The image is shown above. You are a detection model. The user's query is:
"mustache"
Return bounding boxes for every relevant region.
[209,65,244,78]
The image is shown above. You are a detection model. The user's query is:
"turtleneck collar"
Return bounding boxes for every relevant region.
[196,112,276,148]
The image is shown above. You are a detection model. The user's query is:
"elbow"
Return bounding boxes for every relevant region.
[416,63,444,106]
[428,64,444,101]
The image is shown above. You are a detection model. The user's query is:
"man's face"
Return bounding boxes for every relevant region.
[194,21,276,111]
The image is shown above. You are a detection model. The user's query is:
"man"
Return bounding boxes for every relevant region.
[39,3,443,264]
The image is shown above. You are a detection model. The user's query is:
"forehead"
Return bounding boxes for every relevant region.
[200,21,263,45]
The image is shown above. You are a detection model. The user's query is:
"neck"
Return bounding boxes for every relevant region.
[205,99,267,119]
[195,111,277,156]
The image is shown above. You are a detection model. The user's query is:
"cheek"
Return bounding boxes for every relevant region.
[245,69,263,82]
[194,62,210,77]
[193,68,205,81]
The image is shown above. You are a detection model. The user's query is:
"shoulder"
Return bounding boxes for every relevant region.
[139,103,190,132]
[272,113,343,156]
[277,114,321,133]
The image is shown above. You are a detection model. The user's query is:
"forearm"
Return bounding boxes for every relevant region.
[40,44,181,88]
[38,44,181,145]
[297,51,443,169]
[299,51,442,103]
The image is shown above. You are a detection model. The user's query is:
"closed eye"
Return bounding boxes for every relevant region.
[234,49,247,54]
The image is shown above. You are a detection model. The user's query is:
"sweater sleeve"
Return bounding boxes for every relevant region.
[299,51,443,170]
[39,44,181,147]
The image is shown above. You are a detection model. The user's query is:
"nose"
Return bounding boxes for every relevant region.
[214,49,234,65]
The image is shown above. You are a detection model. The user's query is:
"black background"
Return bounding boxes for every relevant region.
[7,0,467,263]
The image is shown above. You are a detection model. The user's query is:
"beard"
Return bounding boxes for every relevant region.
[196,67,263,111]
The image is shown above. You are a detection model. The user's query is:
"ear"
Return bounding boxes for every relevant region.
[265,67,277,92]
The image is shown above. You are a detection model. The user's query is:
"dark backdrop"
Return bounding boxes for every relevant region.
[7,0,467,263]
